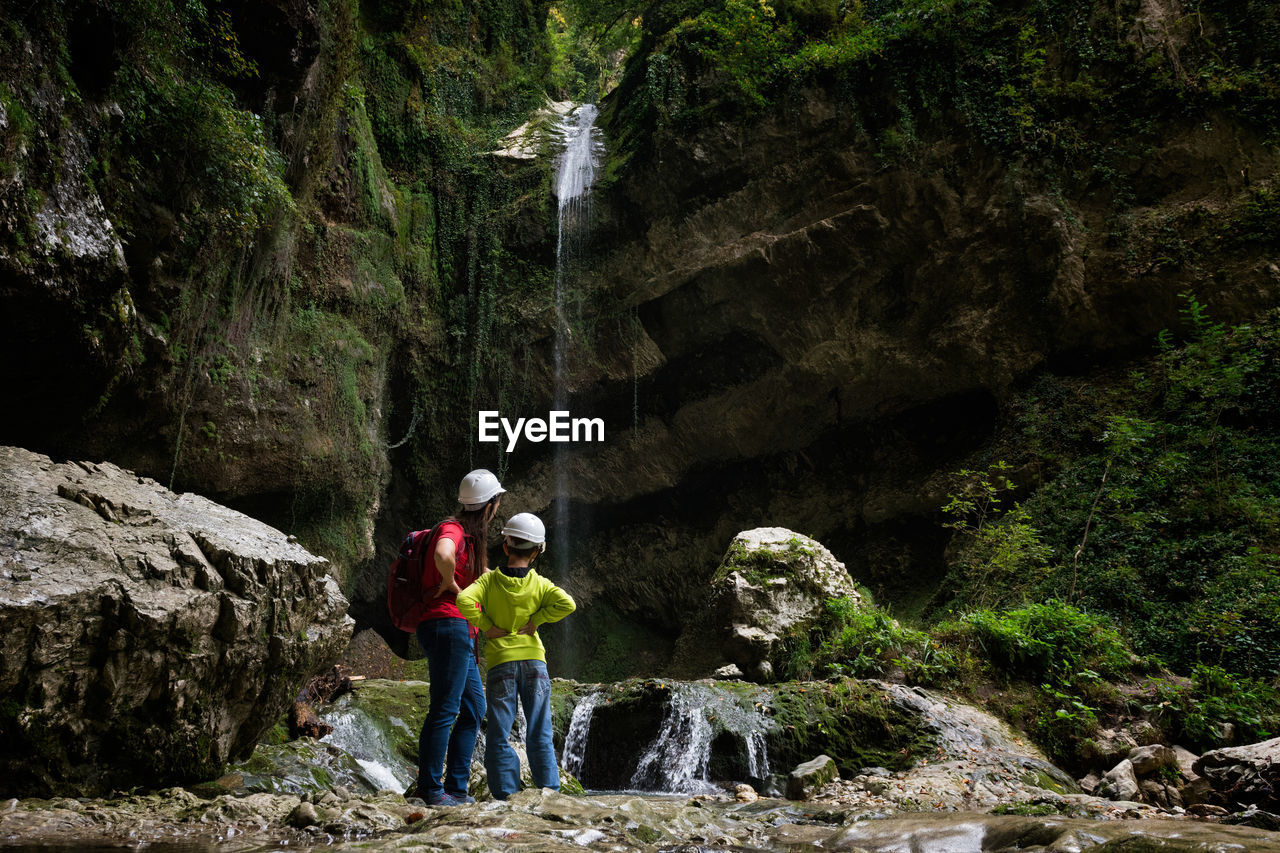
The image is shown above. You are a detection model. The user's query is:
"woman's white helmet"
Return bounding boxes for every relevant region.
[458,469,505,510]
[501,512,546,549]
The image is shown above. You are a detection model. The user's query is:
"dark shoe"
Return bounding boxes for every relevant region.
[425,791,461,807]
[447,792,476,804]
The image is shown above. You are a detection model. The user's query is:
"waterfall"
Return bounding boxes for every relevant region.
[321,707,415,794]
[629,688,720,794]
[550,104,603,586]
[745,728,771,781]
[562,691,603,778]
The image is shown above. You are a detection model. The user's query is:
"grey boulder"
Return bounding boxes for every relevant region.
[0,446,352,797]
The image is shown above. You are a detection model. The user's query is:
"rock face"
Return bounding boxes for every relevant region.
[486,60,1280,677]
[674,528,860,680]
[0,446,353,797]
[1195,736,1280,810]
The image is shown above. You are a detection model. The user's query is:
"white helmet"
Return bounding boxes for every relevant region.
[501,512,546,548]
[458,469,505,510]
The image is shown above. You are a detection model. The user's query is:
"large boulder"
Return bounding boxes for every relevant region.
[0,446,353,797]
[676,528,859,680]
[1194,736,1280,810]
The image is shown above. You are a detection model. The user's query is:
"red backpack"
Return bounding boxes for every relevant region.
[386,525,441,633]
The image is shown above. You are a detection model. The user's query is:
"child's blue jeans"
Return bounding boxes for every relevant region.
[485,659,560,800]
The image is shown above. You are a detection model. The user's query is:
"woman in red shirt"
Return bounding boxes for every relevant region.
[414,468,504,806]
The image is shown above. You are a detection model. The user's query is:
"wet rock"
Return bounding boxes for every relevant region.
[231,737,388,796]
[286,800,318,828]
[0,446,353,797]
[1188,803,1230,818]
[827,811,1280,852]
[1194,736,1280,810]
[1224,806,1280,831]
[787,755,839,800]
[8,784,1280,851]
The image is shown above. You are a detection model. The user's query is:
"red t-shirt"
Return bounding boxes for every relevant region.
[419,520,477,624]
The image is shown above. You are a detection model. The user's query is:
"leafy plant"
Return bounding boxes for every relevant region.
[1144,664,1280,751]
[942,462,1054,609]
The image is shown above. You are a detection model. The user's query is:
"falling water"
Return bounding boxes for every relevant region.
[550,104,603,665]
[622,683,774,795]
[629,689,720,794]
[562,691,603,778]
[322,707,415,794]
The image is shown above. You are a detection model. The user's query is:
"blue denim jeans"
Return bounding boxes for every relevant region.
[416,617,485,799]
[485,659,559,800]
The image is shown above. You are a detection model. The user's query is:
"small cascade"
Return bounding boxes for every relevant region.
[322,707,415,794]
[745,728,771,781]
[562,692,603,778]
[630,688,718,794]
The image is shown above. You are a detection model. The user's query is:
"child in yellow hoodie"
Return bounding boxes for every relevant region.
[457,512,575,799]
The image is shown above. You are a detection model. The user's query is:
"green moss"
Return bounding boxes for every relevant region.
[767,678,931,779]
[712,536,822,589]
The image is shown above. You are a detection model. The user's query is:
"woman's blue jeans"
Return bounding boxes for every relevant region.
[416,617,485,798]
[485,659,559,800]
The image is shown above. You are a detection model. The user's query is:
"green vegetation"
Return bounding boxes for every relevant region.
[1143,664,1280,752]
[939,300,1278,763]
[713,535,824,589]
[0,0,604,581]
[784,594,948,682]
[1006,298,1280,681]
[781,301,1280,767]
[547,4,641,101]
[602,0,1280,205]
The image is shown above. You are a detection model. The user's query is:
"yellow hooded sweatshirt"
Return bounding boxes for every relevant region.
[457,568,576,667]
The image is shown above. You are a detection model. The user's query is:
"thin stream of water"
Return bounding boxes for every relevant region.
[550,104,603,669]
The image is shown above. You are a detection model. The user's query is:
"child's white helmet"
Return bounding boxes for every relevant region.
[501,512,546,547]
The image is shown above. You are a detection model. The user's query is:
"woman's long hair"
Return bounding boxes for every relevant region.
[448,496,499,575]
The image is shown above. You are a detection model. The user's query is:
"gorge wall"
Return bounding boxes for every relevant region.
[489,0,1280,676]
[1,0,1277,679]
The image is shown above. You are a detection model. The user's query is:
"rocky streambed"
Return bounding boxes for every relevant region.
[6,786,1280,852]
[4,676,1280,852]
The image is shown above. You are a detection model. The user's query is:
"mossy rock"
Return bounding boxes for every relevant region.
[229,738,383,795]
[767,679,932,779]
[329,679,431,767]
[696,528,863,680]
